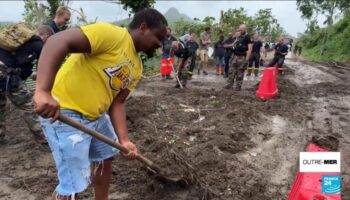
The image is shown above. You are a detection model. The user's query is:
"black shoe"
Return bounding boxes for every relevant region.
[224,84,233,89]
[175,84,180,88]
[203,71,208,75]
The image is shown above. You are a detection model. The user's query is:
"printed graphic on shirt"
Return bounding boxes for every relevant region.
[103,62,132,91]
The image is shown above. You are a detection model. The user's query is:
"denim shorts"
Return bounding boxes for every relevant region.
[40,109,119,196]
[216,56,225,66]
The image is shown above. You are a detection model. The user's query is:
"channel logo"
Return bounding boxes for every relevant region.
[300,152,340,172]
[322,175,341,194]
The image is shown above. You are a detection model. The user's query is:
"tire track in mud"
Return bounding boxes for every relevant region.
[285,58,350,199]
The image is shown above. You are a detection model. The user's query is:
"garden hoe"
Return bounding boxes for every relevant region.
[58,114,188,186]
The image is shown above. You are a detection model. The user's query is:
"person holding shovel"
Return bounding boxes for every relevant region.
[34,8,168,200]
[172,33,195,88]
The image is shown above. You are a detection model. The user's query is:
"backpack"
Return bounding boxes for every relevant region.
[0,23,36,52]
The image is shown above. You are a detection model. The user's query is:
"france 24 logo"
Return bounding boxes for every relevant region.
[322,175,341,194]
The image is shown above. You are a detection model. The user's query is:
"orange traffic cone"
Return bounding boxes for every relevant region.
[256,66,278,99]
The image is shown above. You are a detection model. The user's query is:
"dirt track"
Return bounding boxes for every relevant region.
[0,55,349,200]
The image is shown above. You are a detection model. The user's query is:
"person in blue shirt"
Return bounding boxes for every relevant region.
[214,35,225,75]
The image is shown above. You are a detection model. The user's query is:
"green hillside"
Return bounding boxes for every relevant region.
[297,13,350,62]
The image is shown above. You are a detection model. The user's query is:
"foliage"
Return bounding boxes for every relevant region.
[296,0,350,56]
[120,0,155,15]
[23,0,48,27]
[22,0,69,27]
[297,13,350,62]
[105,0,155,16]
[70,7,98,26]
[173,7,286,43]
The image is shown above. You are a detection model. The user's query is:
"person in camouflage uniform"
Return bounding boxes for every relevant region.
[0,25,53,142]
[225,24,253,91]
[173,33,195,88]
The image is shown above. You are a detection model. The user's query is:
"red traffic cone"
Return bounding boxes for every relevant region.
[256,66,278,99]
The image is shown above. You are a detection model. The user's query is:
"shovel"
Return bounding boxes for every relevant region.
[168,48,183,89]
[58,114,188,186]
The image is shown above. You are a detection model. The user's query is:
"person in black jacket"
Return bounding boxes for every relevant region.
[186,32,199,79]
[173,33,195,88]
[247,33,263,77]
[0,25,53,143]
[45,6,71,33]
[267,36,288,72]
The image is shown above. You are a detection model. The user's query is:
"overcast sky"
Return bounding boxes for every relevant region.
[0,1,325,37]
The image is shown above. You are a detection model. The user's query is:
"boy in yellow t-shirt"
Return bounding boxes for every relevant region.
[34,8,168,200]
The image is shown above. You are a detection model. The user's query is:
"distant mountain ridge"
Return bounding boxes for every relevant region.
[114,7,193,26]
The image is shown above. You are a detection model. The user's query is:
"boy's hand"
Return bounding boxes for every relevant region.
[34,91,60,123]
[121,140,138,159]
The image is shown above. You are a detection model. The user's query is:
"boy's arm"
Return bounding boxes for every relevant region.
[34,28,91,122]
[109,89,138,159]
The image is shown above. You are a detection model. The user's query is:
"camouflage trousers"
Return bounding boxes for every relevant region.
[0,80,42,140]
[226,55,248,90]
[176,57,192,87]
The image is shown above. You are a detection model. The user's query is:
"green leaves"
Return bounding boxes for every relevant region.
[22,0,69,27]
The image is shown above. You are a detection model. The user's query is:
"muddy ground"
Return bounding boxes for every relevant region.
[0,55,349,200]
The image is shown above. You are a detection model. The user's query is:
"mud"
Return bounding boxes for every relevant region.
[0,55,349,199]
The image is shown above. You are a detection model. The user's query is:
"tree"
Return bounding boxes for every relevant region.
[222,8,253,31]
[305,18,320,34]
[47,0,69,19]
[23,0,48,27]
[253,9,278,36]
[22,0,69,27]
[105,0,155,16]
[296,0,348,54]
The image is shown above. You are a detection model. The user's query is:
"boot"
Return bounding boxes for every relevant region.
[254,69,259,77]
[166,74,173,80]
[235,86,242,91]
[216,66,220,75]
[161,75,166,81]
[246,68,252,76]
[220,67,224,75]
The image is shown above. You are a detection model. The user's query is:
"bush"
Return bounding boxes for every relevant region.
[298,14,350,62]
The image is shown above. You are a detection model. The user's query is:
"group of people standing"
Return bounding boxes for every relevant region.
[160,24,289,91]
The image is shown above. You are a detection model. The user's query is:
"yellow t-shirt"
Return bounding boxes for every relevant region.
[52,23,142,120]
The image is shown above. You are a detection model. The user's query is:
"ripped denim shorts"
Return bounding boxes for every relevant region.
[40,109,119,196]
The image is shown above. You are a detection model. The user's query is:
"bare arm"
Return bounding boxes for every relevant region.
[246,43,253,61]
[109,89,138,159]
[36,28,91,92]
[34,28,91,121]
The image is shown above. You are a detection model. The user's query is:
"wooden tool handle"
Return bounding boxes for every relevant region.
[58,114,162,173]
